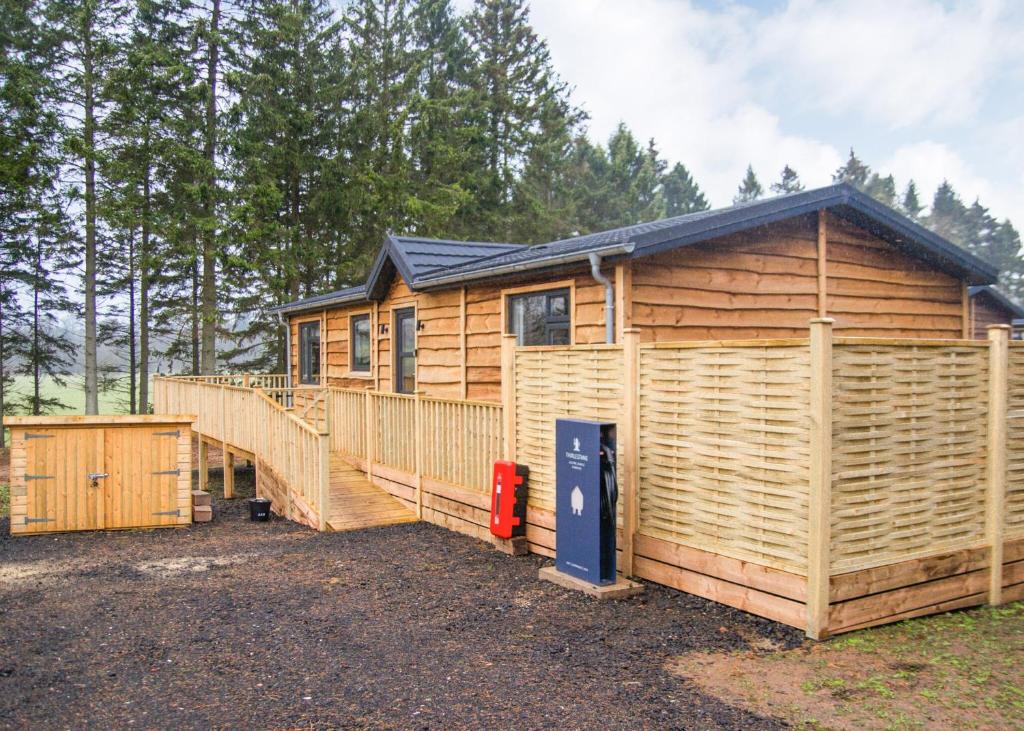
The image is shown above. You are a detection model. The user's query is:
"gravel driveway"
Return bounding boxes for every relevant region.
[0,470,800,730]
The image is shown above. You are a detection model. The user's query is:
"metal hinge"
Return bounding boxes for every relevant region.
[25,474,54,481]
[24,517,55,524]
[24,432,54,440]
[151,509,181,517]
[154,430,180,438]
[152,469,181,476]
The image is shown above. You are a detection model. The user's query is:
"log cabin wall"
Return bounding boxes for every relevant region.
[970,294,1015,340]
[630,212,966,341]
[289,267,611,402]
[291,211,972,399]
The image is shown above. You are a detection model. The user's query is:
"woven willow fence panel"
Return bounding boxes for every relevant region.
[637,344,812,574]
[1006,345,1024,539]
[830,343,989,573]
[514,346,624,512]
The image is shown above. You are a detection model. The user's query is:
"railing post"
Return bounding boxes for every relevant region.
[620,328,641,577]
[807,317,834,640]
[501,334,517,461]
[987,324,1010,604]
[414,390,423,520]
[220,385,233,499]
[365,389,374,482]
[243,374,251,388]
[318,428,330,533]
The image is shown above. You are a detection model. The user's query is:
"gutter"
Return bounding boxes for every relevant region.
[417,242,635,290]
[588,252,617,344]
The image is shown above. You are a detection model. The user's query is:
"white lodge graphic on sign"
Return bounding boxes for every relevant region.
[570,486,584,516]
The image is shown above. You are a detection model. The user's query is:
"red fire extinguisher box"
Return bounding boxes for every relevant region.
[490,461,529,539]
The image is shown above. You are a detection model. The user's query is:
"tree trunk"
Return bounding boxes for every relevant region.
[82,8,99,414]
[0,294,5,449]
[139,168,151,412]
[200,0,220,375]
[32,242,41,415]
[128,226,137,414]
[191,253,200,375]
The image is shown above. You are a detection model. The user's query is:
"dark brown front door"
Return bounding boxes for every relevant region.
[394,307,416,394]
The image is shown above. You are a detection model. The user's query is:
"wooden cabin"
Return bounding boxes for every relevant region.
[968,285,1024,340]
[273,184,998,402]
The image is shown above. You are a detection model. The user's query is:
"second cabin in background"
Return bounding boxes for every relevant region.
[272,183,1007,403]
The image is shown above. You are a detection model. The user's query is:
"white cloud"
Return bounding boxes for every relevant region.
[454,0,1023,222]
[754,0,1017,129]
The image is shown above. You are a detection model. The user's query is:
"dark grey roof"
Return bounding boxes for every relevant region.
[968,285,1024,318]
[272,183,998,314]
[392,236,525,278]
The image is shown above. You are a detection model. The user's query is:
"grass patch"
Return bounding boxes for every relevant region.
[670,602,1024,730]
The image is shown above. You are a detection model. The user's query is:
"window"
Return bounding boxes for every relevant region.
[394,307,416,394]
[351,314,371,372]
[507,288,571,346]
[298,321,321,384]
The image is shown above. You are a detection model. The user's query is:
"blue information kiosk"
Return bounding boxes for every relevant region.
[555,418,617,586]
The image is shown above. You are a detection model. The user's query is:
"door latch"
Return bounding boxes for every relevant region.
[87,472,109,488]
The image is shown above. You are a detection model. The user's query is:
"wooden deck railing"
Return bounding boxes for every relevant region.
[153,375,328,530]
[152,375,503,528]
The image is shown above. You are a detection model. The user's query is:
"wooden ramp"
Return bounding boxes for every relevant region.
[326,454,417,532]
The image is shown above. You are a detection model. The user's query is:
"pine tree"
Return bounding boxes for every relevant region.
[865,173,897,208]
[2,0,74,429]
[832,148,871,190]
[224,0,345,370]
[734,165,763,204]
[901,181,924,220]
[465,0,581,239]
[101,0,196,408]
[406,0,477,238]
[46,0,129,412]
[661,163,708,216]
[770,165,803,195]
[338,0,419,281]
[927,181,968,245]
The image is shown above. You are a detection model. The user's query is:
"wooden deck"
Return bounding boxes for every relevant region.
[325,454,417,532]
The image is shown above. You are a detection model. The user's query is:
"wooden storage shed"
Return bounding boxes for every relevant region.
[273,184,998,400]
[5,415,194,535]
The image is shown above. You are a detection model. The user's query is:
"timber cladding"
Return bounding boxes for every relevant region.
[291,214,974,403]
[5,415,194,535]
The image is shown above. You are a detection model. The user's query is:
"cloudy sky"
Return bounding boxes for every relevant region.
[458,0,1024,224]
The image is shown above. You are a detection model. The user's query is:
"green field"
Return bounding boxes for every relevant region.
[6,374,140,416]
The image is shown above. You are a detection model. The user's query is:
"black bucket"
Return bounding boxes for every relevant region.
[248,498,272,522]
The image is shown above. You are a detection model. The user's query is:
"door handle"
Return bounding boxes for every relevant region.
[87,472,110,480]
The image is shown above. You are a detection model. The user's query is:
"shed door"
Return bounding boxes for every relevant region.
[104,426,183,528]
[21,427,104,533]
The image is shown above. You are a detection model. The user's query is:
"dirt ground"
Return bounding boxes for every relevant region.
[0,464,800,730]
[670,601,1024,730]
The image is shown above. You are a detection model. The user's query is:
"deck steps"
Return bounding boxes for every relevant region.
[325,454,417,532]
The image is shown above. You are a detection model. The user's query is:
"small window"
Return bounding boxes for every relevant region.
[507,288,571,346]
[299,321,321,385]
[351,314,371,372]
